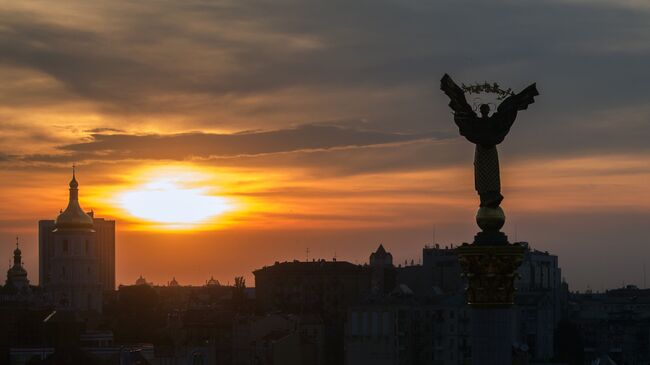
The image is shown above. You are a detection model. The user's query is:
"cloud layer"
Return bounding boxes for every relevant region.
[0,0,649,290]
[25,124,443,162]
[1,0,648,161]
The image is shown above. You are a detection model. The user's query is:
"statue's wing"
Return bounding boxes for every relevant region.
[497,83,538,113]
[493,83,539,128]
[440,74,475,116]
[440,74,478,137]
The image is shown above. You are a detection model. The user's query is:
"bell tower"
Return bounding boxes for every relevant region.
[48,166,102,313]
[6,237,30,292]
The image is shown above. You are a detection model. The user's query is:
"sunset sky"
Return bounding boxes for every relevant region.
[0,0,648,291]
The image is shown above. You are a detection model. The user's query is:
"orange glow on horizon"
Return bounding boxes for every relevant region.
[1,151,648,236]
[94,165,245,231]
[118,180,231,229]
[0,152,648,290]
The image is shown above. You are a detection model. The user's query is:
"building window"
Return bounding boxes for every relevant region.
[63,240,68,253]
[362,311,369,336]
[192,353,204,365]
[60,294,68,307]
[87,267,91,275]
[62,266,66,278]
[85,240,89,254]
[350,312,359,336]
[383,311,391,335]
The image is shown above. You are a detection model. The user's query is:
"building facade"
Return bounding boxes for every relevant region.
[89,215,116,291]
[39,186,115,292]
[41,170,103,313]
[253,259,371,316]
[513,243,564,360]
[422,244,464,294]
[254,259,372,364]
[571,286,650,364]
[392,242,565,362]
[345,289,471,365]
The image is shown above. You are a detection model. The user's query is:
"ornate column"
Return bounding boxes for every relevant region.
[440,73,538,365]
[457,207,524,365]
[457,226,524,363]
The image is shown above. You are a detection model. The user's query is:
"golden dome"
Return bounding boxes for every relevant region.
[54,169,94,231]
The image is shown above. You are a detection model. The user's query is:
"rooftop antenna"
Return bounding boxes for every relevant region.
[306,247,310,262]
[432,224,436,245]
[514,221,518,243]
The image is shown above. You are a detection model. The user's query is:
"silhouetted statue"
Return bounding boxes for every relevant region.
[440,74,538,208]
[446,75,539,363]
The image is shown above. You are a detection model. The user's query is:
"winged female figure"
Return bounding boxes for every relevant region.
[440,74,539,208]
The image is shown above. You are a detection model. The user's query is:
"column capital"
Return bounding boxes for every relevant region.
[457,242,524,307]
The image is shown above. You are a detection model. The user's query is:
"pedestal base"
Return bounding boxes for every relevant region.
[473,230,509,245]
[471,307,515,365]
[460,199,524,363]
[474,206,508,245]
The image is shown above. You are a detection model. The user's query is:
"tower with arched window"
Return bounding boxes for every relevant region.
[47,168,103,313]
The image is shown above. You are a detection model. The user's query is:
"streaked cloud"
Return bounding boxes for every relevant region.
[10,124,444,163]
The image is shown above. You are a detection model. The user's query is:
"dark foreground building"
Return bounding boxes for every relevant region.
[570,285,650,364]
[39,216,115,292]
[253,258,371,364]
[253,259,371,316]
[2,239,576,364]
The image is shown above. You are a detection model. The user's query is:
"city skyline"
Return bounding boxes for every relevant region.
[1,167,646,292]
[1,0,649,291]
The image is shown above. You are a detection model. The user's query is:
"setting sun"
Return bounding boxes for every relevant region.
[117,171,233,228]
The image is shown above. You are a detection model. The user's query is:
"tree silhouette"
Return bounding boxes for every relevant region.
[233,276,247,313]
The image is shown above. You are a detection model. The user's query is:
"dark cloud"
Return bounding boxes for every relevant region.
[18,124,444,163]
[9,108,649,178]
[1,0,648,132]
[84,128,125,134]
[0,24,172,114]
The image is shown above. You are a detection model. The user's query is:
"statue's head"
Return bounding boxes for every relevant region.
[479,104,490,118]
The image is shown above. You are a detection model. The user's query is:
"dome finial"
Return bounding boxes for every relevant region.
[13,236,21,258]
[70,164,79,189]
[56,164,94,231]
